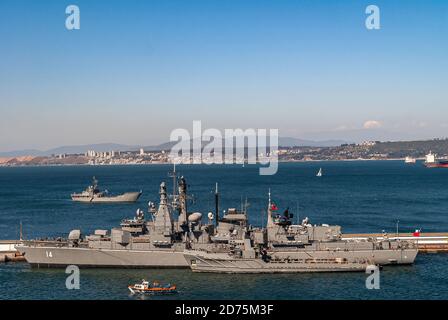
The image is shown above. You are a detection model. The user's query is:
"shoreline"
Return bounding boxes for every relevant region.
[0,158,425,168]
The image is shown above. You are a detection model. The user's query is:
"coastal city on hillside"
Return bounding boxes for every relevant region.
[1,139,448,166]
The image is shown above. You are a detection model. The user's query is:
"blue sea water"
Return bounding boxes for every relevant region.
[0,161,447,300]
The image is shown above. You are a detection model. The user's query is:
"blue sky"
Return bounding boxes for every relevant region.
[0,0,447,151]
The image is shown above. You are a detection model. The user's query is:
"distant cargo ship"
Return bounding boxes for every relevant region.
[424,152,448,168]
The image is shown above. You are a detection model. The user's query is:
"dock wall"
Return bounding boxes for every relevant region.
[343,233,448,253]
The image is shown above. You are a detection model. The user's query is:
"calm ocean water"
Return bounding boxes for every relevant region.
[1,161,448,300]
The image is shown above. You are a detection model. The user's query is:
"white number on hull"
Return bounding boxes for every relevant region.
[45,251,53,258]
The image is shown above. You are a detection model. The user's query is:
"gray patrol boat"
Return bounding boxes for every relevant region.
[18,175,418,270]
[71,177,142,203]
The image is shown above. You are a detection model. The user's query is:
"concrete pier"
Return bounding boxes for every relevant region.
[0,240,26,263]
[343,232,448,253]
[0,240,21,252]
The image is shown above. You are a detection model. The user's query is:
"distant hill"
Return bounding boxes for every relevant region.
[371,139,448,157]
[3,138,447,158]
[46,143,140,155]
[0,137,348,157]
[0,143,139,157]
[4,138,448,164]
[278,137,349,147]
[0,149,44,157]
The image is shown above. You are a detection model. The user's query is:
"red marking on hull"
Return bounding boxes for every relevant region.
[425,163,448,168]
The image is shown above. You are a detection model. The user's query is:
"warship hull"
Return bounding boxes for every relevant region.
[184,248,418,273]
[424,162,448,168]
[18,245,189,268]
[185,252,369,273]
[71,191,142,203]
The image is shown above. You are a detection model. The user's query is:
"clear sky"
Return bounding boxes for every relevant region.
[0,0,447,151]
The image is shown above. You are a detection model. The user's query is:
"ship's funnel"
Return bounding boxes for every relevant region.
[215,183,219,227]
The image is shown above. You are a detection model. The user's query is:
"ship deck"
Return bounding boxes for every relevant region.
[342,233,448,253]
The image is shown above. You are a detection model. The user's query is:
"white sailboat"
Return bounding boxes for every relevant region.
[316,168,323,177]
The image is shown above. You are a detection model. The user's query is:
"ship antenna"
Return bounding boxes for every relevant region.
[215,182,219,228]
[168,162,177,206]
[19,220,23,241]
[267,188,274,227]
[173,162,176,197]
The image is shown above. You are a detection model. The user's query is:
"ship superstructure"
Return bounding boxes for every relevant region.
[183,191,418,273]
[405,156,416,164]
[424,152,448,168]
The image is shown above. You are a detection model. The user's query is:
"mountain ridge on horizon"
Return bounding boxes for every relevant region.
[0,137,351,158]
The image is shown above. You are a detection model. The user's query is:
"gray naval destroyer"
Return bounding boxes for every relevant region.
[71,177,142,203]
[184,192,418,273]
[19,176,418,270]
[20,177,198,267]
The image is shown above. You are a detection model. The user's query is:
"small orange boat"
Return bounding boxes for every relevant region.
[128,280,177,295]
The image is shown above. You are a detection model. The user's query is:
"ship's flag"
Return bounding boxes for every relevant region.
[270,203,278,211]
